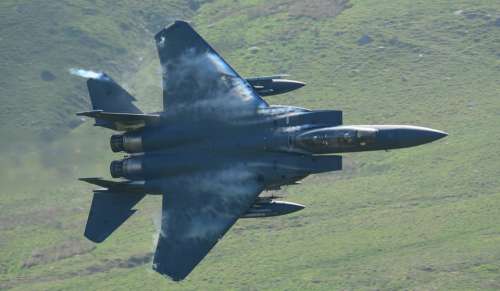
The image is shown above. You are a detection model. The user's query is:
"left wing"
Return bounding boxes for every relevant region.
[155,20,268,118]
[153,168,263,281]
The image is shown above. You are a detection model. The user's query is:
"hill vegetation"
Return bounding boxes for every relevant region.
[1,0,499,290]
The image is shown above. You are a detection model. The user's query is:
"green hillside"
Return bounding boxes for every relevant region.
[1,0,499,290]
[0,0,201,142]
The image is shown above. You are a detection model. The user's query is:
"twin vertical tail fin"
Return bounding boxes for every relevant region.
[74,70,147,130]
[75,71,147,242]
[86,73,142,114]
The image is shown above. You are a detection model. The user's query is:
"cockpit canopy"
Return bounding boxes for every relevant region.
[295,126,378,154]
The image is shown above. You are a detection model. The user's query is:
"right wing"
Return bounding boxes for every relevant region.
[155,20,268,118]
[153,168,263,281]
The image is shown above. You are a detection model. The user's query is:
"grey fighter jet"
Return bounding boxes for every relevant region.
[77,20,447,281]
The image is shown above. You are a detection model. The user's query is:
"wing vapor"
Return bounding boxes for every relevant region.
[153,167,263,281]
[155,20,267,119]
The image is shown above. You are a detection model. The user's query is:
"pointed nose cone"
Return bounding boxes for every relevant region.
[289,201,306,212]
[412,127,448,144]
[376,126,447,149]
[289,80,306,90]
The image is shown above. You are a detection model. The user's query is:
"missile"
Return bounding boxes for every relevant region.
[246,75,305,96]
[241,199,305,218]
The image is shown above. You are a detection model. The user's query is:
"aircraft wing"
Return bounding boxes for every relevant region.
[153,168,263,281]
[155,20,268,118]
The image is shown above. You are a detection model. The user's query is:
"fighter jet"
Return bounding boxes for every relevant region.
[77,20,447,281]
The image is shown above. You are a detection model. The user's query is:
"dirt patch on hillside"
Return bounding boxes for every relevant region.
[289,0,352,19]
[82,252,153,275]
[247,0,351,20]
[0,207,65,231]
[22,239,96,268]
[2,252,153,290]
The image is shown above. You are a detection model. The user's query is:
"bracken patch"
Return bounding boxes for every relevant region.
[289,0,352,19]
[22,239,96,269]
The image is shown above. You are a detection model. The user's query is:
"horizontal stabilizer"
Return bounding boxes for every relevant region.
[79,177,149,193]
[84,190,145,243]
[77,110,160,131]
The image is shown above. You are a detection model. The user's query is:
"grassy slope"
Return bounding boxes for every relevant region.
[1,0,500,290]
[0,0,195,142]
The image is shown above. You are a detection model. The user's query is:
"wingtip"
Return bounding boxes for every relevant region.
[156,20,192,38]
[173,19,191,25]
[84,232,106,243]
[155,20,194,49]
[152,264,187,282]
[86,77,111,89]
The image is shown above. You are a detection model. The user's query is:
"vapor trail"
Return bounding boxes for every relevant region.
[69,68,107,80]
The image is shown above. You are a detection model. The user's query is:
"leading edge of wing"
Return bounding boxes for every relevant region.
[155,20,268,115]
[152,168,264,281]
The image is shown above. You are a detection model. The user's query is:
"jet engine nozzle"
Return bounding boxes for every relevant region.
[110,133,143,153]
[110,160,124,178]
[110,135,124,152]
[110,157,143,179]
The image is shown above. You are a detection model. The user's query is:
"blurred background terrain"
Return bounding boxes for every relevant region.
[0,0,499,289]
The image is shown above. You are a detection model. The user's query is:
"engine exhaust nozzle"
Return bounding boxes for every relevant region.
[110,135,124,152]
[110,133,143,153]
[110,160,124,178]
[110,157,143,179]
